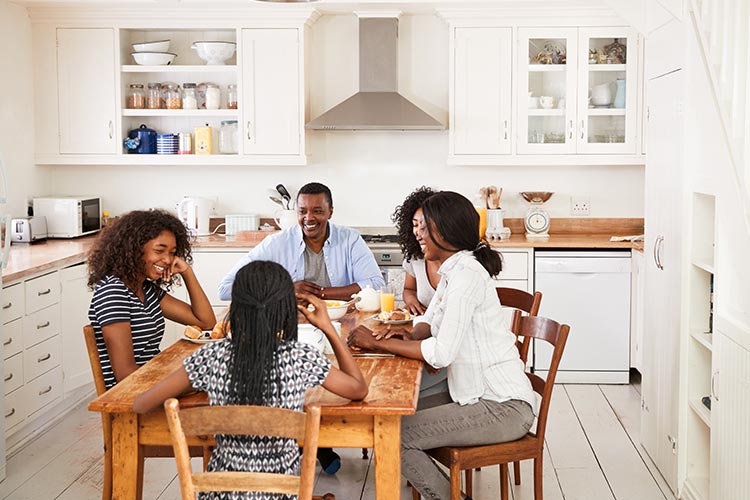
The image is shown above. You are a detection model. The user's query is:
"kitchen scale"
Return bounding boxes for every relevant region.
[520,191,553,238]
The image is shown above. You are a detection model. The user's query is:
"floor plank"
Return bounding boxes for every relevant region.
[508,445,564,500]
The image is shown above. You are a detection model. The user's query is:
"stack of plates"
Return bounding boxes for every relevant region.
[156,134,179,154]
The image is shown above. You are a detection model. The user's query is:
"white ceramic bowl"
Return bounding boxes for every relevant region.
[325,300,348,321]
[297,324,325,353]
[191,41,236,65]
[132,40,170,53]
[131,52,177,66]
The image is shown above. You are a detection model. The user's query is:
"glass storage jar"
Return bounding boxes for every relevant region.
[219,120,238,154]
[127,84,145,109]
[205,83,221,110]
[146,82,162,109]
[182,83,198,110]
[163,82,182,109]
[227,84,238,109]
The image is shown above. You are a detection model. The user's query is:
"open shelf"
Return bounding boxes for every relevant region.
[121,65,237,73]
[588,63,627,71]
[690,329,713,351]
[689,398,711,428]
[528,64,566,72]
[692,259,715,274]
[684,476,710,500]
[122,109,238,117]
[527,109,565,116]
[587,108,626,116]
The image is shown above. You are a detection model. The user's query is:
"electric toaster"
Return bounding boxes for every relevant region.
[11,216,48,243]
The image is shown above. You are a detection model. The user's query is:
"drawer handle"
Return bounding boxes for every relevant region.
[3,337,11,346]
[5,408,15,418]
[38,385,52,396]
[4,373,12,382]
[37,321,50,330]
[38,353,51,363]
[38,288,51,296]
[2,302,11,310]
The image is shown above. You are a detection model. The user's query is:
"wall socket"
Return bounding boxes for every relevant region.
[570,195,591,216]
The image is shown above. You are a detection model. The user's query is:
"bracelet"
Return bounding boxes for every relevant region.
[321,288,326,298]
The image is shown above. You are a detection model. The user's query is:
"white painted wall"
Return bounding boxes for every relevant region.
[33,13,644,227]
[0,1,38,217]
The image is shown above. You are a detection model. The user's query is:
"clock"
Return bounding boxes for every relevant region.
[524,206,551,238]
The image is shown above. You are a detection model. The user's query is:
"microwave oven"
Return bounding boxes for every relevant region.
[33,196,101,238]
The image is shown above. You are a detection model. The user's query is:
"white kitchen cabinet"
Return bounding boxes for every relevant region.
[630,249,644,372]
[59,263,94,394]
[56,28,118,155]
[241,28,304,158]
[517,27,639,155]
[492,248,533,292]
[641,69,683,493]
[449,27,512,161]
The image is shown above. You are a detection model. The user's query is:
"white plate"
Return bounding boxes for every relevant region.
[181,331,223,344]
[368,314,412,325]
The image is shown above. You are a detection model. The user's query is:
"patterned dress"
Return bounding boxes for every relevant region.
[183,339,331,500]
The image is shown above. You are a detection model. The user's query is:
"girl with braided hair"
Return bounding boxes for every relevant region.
[133,261,367,498]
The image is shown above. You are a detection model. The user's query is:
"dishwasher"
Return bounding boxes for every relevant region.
[534,250,631,384]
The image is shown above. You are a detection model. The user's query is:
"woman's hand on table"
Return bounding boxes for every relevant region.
[403,297,426,316]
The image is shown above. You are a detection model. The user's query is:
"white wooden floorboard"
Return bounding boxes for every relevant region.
[565,384,666,500]
[315,447,371,499]
[55,457,105,500]
[508,445,564,500]
[600,384,676,500]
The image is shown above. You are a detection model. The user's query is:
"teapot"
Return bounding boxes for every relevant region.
[352,286,380,312]
[124,124,157,154]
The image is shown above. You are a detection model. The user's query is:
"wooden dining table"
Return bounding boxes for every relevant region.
[88,309,422,500]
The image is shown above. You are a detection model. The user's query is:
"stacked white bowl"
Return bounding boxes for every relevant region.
[131,39,176,65]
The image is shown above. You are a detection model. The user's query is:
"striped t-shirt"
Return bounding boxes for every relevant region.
[88,276,166,389]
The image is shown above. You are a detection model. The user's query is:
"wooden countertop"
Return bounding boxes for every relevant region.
[3,236,98,284]
[489,234,635,249]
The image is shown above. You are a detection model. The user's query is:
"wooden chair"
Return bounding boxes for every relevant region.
[165,399,331,500]
[412,316,570,500]
[496,287,543,365]
[83,325,211,500]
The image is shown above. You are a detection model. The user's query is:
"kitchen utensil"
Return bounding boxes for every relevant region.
[132,40,170,53]
[176,196,214,236]
[124,124,157,154]
[275,184,292,208]
[520,192,554,238]
[269,195,285,208]
[488,186,499,209]
[191,41,236,65]
[479,186,489,209]
[131,52,176,65]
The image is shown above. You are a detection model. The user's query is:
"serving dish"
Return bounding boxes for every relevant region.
[191,41,236,65]
[132,40,170,53]
[131,51,177,66]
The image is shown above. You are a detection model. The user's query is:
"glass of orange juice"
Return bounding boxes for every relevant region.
[380,285,395,313]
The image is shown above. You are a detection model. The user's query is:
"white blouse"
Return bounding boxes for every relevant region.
[402,258,436,307]
[416,251,539,412]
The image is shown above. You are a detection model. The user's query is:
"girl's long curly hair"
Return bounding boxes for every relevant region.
[391,186,436,261]
[86,209,192,291]
[227,261,298,405]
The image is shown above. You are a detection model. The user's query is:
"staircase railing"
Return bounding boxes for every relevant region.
[689,0,750,232]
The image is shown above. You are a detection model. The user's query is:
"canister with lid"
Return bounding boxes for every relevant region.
[205,83,221,110]
[178,132,192,155]
[182,83,198,110]
[219,120,238,154]
[227,84,238,109]
[163,82,182,109]
[146,82,162,109]
[127,84,145,109]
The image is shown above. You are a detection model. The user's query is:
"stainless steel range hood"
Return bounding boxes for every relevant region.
[306,17,444,131]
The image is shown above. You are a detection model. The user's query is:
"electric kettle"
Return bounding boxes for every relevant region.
[124,124,157,154]
[176,196,214,236]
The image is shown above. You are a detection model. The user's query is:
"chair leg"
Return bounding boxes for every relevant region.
[136,451,145,500]
[411,483,421,500]
[533,457,543,500]
[101,415,112,500]
[202,446,212,471]
[449,463,462,500]
[514,460,522,485]
[500,463,509,500]
[362,447,369,459]
[465,469,473,498]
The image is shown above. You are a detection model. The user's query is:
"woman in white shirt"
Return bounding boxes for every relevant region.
[349,191,536,500]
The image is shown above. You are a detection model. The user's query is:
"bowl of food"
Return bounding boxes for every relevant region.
[325,300,348,320]
[131,51,177,66]
[132,40,170,53]
[191,41,236,65]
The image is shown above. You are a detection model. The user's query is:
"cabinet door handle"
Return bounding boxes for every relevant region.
[38,288,51,296]
[247,121,252,141]
[38,385,53,396]
[2,302,11,309]
[580,119,585,140]
[711,370,719,401]
[4,373,12,382]
[5,408,15,418]
[503,120,508,140]
[38,353,51,363]
[656,236,665,270]
[37,321,50,330]
[108,120,114,139]
[568,119,573,140]
[3,337,11,346]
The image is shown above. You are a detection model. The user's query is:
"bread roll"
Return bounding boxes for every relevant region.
[211,321,229,339]
[389,310,406,321]
[184,325,203,339]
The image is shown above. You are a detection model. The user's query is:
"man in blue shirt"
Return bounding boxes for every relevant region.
[218,182,384,301]
[218,182,384,475]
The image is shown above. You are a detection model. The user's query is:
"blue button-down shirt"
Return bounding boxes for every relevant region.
[218,223,385,301]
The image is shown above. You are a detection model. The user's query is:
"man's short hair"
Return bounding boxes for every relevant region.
[297,182,333,207]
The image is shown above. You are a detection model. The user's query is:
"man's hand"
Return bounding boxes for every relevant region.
[294,280,323,298]
[373,325,408,341]
[347,325,380,351]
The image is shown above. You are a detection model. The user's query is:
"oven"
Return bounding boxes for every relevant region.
[360,230,406,301]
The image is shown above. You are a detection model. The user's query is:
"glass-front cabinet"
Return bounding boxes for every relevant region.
[517,27,638,155]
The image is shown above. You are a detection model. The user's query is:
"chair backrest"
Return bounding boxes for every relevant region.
[83,325,108,397]
[496,288,543,362]
[164,399,322,500]
[516,316,569,447]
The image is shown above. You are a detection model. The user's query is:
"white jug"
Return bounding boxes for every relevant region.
[274,209,297,230]
[177,196,213,236]
[352,286,380,312]
[591,82,613,107]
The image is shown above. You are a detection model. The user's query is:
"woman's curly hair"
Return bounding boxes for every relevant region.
[87,209,193,291]
[391,186,436,261]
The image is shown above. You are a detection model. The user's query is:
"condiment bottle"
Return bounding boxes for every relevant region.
[182,83,198,110]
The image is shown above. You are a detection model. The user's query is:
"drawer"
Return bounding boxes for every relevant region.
[24,335,61,382]
[23,303,60,348]
[25,366,62,417]
[25,272,60,314]
[494,251,529,280]
[5,387,25,431]
[3,318,23,359]
[2,283,24,323]
[4,352,23,394]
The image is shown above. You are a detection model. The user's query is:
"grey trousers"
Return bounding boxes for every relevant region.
[401,392,534,500]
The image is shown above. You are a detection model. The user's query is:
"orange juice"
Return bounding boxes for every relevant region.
[380,286,395,313]
[476,207,487,239]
